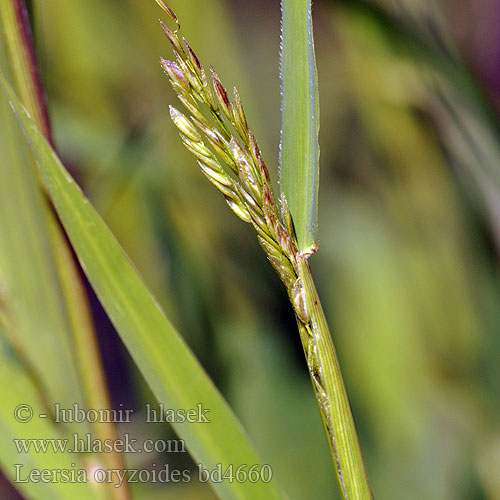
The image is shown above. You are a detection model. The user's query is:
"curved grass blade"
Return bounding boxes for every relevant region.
[0,73,285,500]
[0,4,130,496]
[279,0,320,254]
[0,30,88,432]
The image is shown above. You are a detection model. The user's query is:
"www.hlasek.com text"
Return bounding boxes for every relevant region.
[14,434,186,455]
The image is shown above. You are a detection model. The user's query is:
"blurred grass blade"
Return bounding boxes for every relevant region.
[0,28,99,498]
[0,27,88,427]
[0,73,285,500]
[0,4,130,497]
[0,313,99,500]
[279,0,320,254]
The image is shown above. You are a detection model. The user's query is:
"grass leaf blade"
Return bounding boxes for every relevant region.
[0,5,130,496]
[0,29,89,431]
[280,0,320,254]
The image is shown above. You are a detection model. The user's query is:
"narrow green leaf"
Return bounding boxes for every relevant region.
[280,0,320,254]
[0,29,88,431]
[0,7,129,496]
[0,73,285,500]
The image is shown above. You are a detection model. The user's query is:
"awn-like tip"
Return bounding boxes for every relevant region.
[154,0,179,28]
[159,20,185,56]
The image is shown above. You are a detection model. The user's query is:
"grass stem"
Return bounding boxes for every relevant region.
[297,258,373,499]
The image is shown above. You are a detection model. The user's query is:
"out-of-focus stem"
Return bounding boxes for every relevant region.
[296,257,373,500]
[0,0,51,142]
[48,217,131,500]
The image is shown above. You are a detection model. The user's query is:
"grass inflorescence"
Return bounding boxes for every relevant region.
[157,4,373,498]
[159,6,308,322]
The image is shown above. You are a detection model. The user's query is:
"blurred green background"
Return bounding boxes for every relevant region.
[2,0,500,498]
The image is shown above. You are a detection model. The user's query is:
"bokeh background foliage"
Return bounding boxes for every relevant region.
[1,0,499,499]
